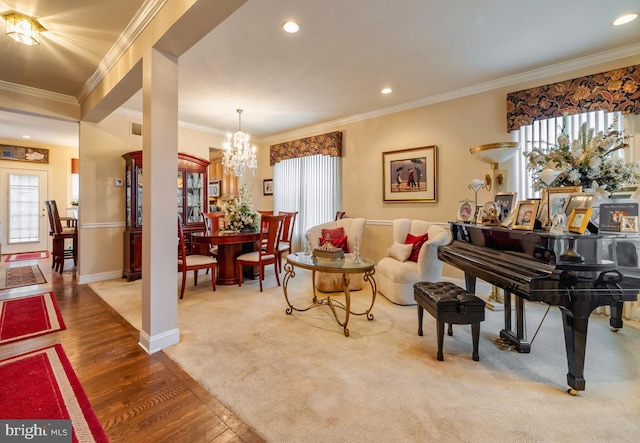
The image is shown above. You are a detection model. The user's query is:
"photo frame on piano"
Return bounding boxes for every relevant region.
[494,192,517,221]
[512,199,540,231]
[567,207,592,234]
[542,186,582,220]
[563,193,595,217]
[599,202,639,232]
[457,200,474,222]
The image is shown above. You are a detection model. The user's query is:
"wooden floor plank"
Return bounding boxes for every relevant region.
[0,258,265,443]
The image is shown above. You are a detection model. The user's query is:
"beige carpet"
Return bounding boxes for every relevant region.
[89,270,640,442]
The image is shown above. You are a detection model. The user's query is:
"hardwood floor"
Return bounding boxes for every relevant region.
[0,257,265,443]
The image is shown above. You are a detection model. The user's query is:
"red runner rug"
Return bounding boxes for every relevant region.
[0,265,47,290]
[0,292,66,345]
[0,345,109,442]
[4,251,50,262]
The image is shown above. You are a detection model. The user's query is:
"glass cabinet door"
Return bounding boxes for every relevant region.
[125,166,132,228]
[177,172,184,220]
[186,171,204,223]
[136,168,143,227]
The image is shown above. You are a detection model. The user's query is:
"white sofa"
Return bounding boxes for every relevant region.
[305,217,366,292]
[376,219,449,305]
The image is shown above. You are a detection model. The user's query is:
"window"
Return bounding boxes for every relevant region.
[511,111,629,199]
[273,154,342,252]
[8,173,39,243]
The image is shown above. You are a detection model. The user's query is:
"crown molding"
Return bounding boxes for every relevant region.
[114,107,226,136]
[260,42,640,145]
[0,80,78,105]
[76,0,167,104]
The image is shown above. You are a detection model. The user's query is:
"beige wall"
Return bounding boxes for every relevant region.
[0,137,78,253]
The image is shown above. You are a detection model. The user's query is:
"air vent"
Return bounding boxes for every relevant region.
[130,122,142,136]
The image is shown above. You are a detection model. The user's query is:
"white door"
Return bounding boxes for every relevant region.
[0,168,49,254]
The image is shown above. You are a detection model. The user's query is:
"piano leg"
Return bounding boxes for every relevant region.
[560,307,588,394]
[609,300,624,330]
[499,292,531,353]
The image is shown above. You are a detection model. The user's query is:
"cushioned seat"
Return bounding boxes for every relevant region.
[305,217,365,292]
[376,219,449,305]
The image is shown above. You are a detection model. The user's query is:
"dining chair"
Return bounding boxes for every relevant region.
[236,214,285,292]
[335,211,347,221]
[45,200,77,273]
[178,216,217,299]
[202,212,225,257]
[277,211,298,272]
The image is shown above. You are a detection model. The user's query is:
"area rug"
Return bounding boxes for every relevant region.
[0,265,46,290]
[0,345,109,442]
[0,292,66,345]
[4,251,50,262]
[90,273,640,442]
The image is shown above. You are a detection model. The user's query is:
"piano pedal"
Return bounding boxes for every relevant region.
[492,337,514,352]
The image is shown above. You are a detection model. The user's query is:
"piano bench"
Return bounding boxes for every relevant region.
[414,281,485,361]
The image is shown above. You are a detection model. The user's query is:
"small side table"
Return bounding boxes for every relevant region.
[283,252,377,337]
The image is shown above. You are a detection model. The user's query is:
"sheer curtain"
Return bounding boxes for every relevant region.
[273,154,341,253]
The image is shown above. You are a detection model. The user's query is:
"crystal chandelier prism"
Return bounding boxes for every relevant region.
[222,109,257,177]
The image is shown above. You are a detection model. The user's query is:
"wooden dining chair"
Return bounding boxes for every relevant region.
[45,200,77,273]
[335,211,347,221]
[236,214,285,292]
[277,211,298,272]
[202,212,225,257]
[178,216,217,299]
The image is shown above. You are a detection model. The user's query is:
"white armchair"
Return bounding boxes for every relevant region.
[376,219,449,305]
[305,217,366,292]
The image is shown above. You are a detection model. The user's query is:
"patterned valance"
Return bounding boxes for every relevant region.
[270,131,342,166]
[507,65,640,132]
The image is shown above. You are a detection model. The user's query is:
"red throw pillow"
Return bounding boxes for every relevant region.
[405,232,428,262]
[321,227,345,239]
[319,235,349,252]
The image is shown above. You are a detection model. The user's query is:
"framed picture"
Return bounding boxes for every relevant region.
[611,185,640,201]
[208,179,221,198]
[567,207,593,234]
[563,193,595,217]
[1,144,49,164]
[542,186,582,220]
[382,145,437,202]
[263,179,274,196]
[599,202,639,232]
[474,204,483,225]
[500,210,516,228]
[621,216,638,232]
[457,200,474,222]
[494,192,517,221]
[512,200,540,231]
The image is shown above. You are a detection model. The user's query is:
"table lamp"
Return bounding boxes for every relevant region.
[538,168,560,229]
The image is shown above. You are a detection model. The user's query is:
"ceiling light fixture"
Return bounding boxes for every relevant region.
[381,88,392,94]
[3,12,45,46]
[613,13,638,26]
[222,109,258,177]
[282,21,299,33]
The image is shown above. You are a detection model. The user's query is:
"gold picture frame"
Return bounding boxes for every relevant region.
[620,216,638,232]
[382,145,437,202]
[457,200,474,222]
[541,186,582,220]
[567,207,593,234]
[512,200,540,231]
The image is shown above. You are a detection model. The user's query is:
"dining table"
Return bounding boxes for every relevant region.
[191,230,261,285]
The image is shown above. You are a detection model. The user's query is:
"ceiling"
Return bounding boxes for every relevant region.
[0,0,639,148]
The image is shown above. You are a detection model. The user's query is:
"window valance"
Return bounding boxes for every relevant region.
[507,65,640,132]
[270,131,342,166]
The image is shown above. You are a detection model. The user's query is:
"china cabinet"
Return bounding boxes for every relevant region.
[122,150,210,281]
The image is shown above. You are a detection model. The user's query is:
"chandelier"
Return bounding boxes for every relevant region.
[222,109,257,177]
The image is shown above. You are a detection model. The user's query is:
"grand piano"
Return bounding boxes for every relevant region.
[438,222,640,394]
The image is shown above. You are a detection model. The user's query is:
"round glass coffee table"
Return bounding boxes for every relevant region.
[283,252,377,337]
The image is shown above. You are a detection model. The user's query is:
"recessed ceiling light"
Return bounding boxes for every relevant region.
[21,135,31,139]
[613,13,638,26]
[381,88,392,94]
[282,21,299,33]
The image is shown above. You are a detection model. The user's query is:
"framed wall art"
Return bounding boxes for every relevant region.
[1,145,49,164]
[512,200,540,231]
[209,179,221,198]
[382,145,437,202]
[263,179,274,196]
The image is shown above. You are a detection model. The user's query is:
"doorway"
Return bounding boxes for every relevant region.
[0,168,49,254]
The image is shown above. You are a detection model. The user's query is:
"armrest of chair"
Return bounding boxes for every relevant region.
[416,225,449,278]
[60,217,77,228]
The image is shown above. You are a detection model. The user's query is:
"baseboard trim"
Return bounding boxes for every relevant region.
[138,328,180,354]
[77,270,123,284]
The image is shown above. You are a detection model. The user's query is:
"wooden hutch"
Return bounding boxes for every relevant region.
[122,150,210,281]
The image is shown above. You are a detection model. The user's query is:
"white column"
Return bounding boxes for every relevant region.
[139,48,180,353]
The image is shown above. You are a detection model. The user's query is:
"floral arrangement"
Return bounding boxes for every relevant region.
[524,116,639,193]
[222,184,259,232]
